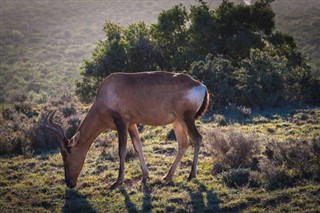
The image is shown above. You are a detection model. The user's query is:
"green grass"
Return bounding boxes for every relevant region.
[1,107,320,212]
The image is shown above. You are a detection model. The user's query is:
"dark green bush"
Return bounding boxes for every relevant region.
[76,0,319,107]
[190,55,237,106]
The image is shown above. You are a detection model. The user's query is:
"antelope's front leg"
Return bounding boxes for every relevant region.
[110,118,128,189]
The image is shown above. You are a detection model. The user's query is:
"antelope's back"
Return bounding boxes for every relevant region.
[96,71,204,125]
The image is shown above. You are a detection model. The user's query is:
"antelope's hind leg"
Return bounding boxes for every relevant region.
[163,121,190,180]
[185,119,202,180]
[128,124,149,183]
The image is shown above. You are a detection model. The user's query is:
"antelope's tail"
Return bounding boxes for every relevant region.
[195,87,210,120]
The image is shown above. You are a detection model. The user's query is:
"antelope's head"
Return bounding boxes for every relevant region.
[43,111,84,188]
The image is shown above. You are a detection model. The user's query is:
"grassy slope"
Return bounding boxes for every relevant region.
[272,0,320,72]
[1,107,319,212]
[0,0,193,102]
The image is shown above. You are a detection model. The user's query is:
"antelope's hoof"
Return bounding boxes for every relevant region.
[187,173,196,181]
[162,175,172,181]
[142,176,148,185]
[110,181,123,190]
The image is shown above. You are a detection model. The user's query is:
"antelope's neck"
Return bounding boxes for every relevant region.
[76,108,106,150]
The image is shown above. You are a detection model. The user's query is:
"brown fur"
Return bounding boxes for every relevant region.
[47,71,209,189]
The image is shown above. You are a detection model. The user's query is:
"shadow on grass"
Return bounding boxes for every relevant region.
[119,183,152,213]
[118,179,244,212]
[119,187,138,213]
[181,179,244,212]
[62,189,96,213]
[178,179,221,212]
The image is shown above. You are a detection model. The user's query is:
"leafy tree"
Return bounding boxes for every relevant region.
[151,4,189,70]
[188,0,219,60]
[234,48,286,107]
[76,0,319,106]
[215,0,274,59]
[190,54,237,106]
[76,21,160,102]
[250,0,275,35]
[124,22,160,72]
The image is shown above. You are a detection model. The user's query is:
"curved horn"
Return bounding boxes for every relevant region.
[42,110,67,141]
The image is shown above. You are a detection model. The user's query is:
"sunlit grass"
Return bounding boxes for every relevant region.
[0,107,320,212]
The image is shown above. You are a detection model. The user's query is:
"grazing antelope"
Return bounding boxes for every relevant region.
[43,71,209,189]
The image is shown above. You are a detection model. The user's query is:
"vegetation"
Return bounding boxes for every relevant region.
[1,0,319,212]
[1,96,320,212]
[0,0,194,103]
[0,92,82,156]
[76,0,319,107]
[272,0,320,72]
[1,0,319,105]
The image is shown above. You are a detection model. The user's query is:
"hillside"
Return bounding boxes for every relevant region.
[0,0,193,103]
[1,0,319,103]
[272,0,320,72]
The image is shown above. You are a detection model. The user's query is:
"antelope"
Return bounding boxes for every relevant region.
[43,71,209,189]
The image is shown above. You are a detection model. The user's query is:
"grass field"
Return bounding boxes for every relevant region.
[1,107,319,212]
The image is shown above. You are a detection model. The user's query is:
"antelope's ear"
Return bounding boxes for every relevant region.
[69,131,80,147]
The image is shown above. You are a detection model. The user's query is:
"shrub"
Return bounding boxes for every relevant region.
[213,114,228,126]
[257,158,296,189]
[190,55,237,106]
[222,104,252,123]
[208,127,320,189]
[0,109,39,157]
[222,168,251,188]
[207,128,260,169]
[125,146,137,162]
[247,136,320,189]
[65,114,81,139]
[0,92,85,156]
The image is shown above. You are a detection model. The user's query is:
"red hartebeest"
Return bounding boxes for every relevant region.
[43,71,209,189]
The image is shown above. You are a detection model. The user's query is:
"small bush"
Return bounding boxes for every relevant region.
[257,158,296,189]
[222,168,251,187]
[99,148,115,162]
[225,104,252,121]
[236,105,252,118]
[0,92,84,156]
[0,109,39,157]
[65,114,81,138]
[247,136,320,189]
[208,128,260,169]
[213,114,228,126]
[213,163,228,174]
[61,103,77,117]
